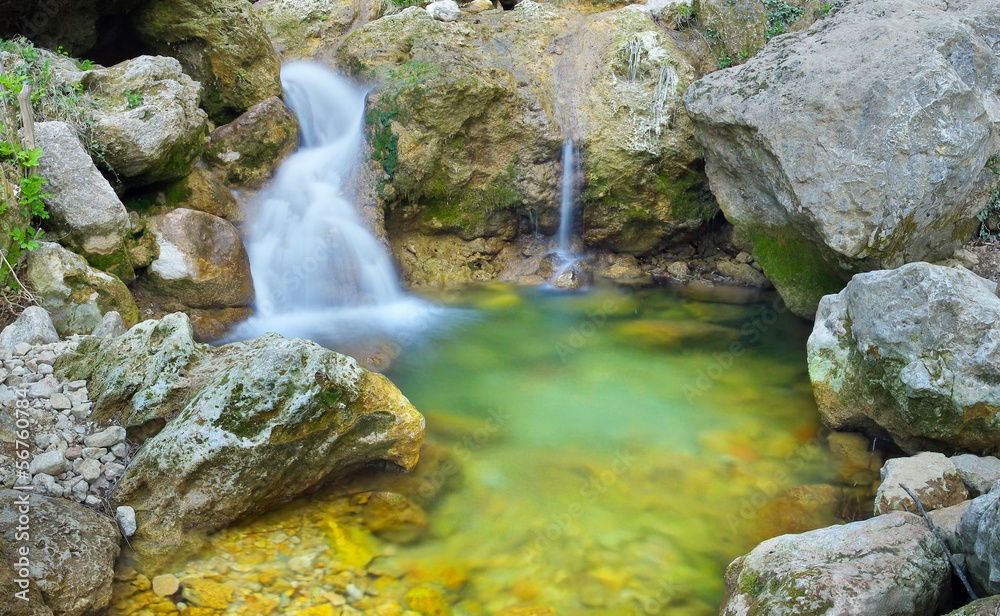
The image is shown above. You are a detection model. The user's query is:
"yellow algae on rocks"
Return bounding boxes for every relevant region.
[181,578,235,610]
[322,518,375,568]
[405,586,450,616]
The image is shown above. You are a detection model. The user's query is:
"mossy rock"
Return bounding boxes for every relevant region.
[203,96,300,188]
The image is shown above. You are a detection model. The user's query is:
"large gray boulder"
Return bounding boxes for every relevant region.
[54,313,425,558]
[0,489,120,616]
[684,0,1000,316]
[34,122,131,274]
[25,243,138,336]
[84,55,210,187]
[957,489,1000,596]
[720,512,950,616]
[808,263,1000,455]
[875,452,968,515]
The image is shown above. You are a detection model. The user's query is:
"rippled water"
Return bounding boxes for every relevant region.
[110,282,877,616]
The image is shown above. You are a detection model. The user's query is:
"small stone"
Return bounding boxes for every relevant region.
[152,573,180,597]
[72,479,89,494]
[100,452,116,463]
[111,443,127,458]
[37,363,54,375]
[84,426,126,448]
[182,578,234,610]
[67,389,88,406]
[65,380,87,391]
[345,583,365,602]
[84,494,101,506]
[104,462,125,479]
[288,555,315,575]
[50,392,72,410]
[91,311,127,338]
[117,505,137,537]
[427,0,461,21]
[82,447,107,460]
[70,404,92,420]
[667,261,689,278]
[13,342,32,356]
[64,445,83,460]
[79,458,102,482]
[29,450,68,475]
[950,454,1000,496]
[875,452,968,515]
[28,375,59,398]
[735,251,753,264]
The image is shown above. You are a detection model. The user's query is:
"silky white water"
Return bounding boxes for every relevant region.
[229,62,438,346]
[550,139,582,283]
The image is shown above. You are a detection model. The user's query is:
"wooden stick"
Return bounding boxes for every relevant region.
[17,85,34,150]
[899,483,978,600]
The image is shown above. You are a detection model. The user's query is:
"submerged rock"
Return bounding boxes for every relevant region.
[0,489,120,616]
[55,313,425,558]
[26,242,139,336]
[808,263,1000,455]
[34,121,131,276]
[685,0,1000,316]
[720,512,949,616]
[132,0,283,121]
[203,96,300,188]
[957,489,1000,596]
[84,55,210,187]
[140,208,254,310]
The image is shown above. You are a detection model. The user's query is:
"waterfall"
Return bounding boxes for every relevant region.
[228,62,436,346]
[549,139,582,286]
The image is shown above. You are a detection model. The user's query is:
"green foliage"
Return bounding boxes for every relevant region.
[977,187,1000,239]
[124,90,144,110]
[764,0,804,39]
[0,138,50,288]
[366,108,399,194]
[718,54,734,69]
[674,3,696,26]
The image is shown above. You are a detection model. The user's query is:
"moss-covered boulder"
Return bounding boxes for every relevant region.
[84,55,210,187]
[132,0,283,121]
[255,0,382,60]
[335,3,715,253]
[203,96,300,188]
[25,242,139,336]
[684,0,1000,316]
[140,208,254,310]
[135,163,245,224]
[808,263,1000,455]
[720,512,949,616]
[55,312,425,558]
[693,0,826,65]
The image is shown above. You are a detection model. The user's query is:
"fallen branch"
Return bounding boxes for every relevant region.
[899,483,978,600]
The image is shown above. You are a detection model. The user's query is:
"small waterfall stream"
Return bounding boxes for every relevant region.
[229,63,436,346]
[549,139,583,285]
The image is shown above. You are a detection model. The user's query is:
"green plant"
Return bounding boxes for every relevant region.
[718,54,734,69]
[978,188,1000,238]
[0,140,50,287]
[367,107,399,194]
[987,155,1000,175]
[674,3,695,26]
[764,0,803,39]
[124,91,143,109]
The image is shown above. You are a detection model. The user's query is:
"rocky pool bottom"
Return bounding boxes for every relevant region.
[107,282,881,616]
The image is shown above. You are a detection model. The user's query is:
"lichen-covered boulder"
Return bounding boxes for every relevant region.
[25,242,139,336]
[203,96,300,187]
[140,208,254,310]
[132,0,283,121]
[957,489,1000,596]
[720,512,950,616]
[684,0,1000,316]
[336,2,715,252]
[55,313,425,558]
[255,0,380,60]
[84,55,210,187]
[34,121,131,277]
[808,263,1000,455]
[0,489,120,616]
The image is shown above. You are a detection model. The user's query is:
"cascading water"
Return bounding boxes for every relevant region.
[549,139,582,285]
[228,62,437,346]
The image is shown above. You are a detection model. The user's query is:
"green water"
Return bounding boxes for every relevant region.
[112,282,873,616]
[376,282,863,615]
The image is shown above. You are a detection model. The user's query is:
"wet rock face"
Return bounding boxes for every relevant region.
[685,0,1000,316]
[807,263,1000,455]
[84,55,210,187]
[720,512,950,616]
[55,313,425,559]
[132,0,283,121]
[0,489,120,616]
[333,2,714,254]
